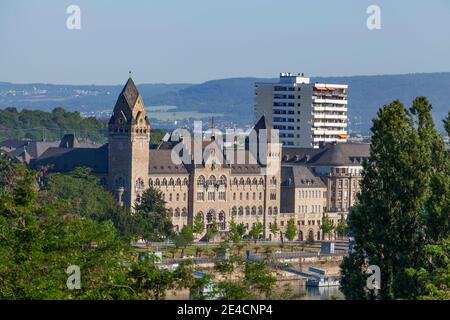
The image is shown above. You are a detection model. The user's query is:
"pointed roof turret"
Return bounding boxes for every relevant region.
[109,77,141,125]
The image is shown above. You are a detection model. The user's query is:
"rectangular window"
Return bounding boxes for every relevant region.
[197,192,204,201]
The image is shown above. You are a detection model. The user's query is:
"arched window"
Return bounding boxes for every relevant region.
[183,178,189,185]
[238,206,244,216]
[270,177,277,185]
[218,211,226,230]
[258,206,263,215]
[208,175,216,186]
[181,208,187,217]
[206,210,215,223]
[233,178,238,186]
[176,178,181,186]
[168,208,174,217]
[220,175,227,186]
[252,178,258,185]
[155,178,160,186]
[273,206,278,215]
[239,178,245,185]
[251,206,257,215]
[169,178,174,186]
[246,178,251,185]
[162,178,167,186]
[259,178,264,185]
[232,207,237,216]
[245,206,250,216]
[268,207,273,215]
[197,175,205,186]
[135,177,144,191]
[149,178,153,187]
[174,208,180,217]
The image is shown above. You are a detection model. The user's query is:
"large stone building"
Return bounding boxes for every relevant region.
[29,77,370,241]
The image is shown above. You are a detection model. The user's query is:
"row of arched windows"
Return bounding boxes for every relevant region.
[231,206,264,216]
[231,177,265,186]
[168,207,188,218]
[150,177,189,187]
[197,175,227,187]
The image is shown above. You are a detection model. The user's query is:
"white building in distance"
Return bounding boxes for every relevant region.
[255,72,348,148]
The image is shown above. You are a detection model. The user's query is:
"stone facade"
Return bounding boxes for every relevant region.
[29,77,370,241]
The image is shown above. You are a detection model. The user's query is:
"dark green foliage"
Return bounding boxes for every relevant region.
[0,107,166,145]
[0,107,107,143]
[134,187,175,242]
[340,97,450,300]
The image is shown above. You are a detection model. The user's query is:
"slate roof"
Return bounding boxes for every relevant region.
[30,144,108,174]
[281,165,326,188]
[148,149,189,174]
[0,139,29,150]
[282,143,370,166]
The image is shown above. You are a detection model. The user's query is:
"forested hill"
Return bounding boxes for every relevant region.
[1,72,450,133]
[0,107,166,144]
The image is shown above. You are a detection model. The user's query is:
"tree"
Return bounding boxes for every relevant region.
[0,163,136,299]
[206,222,219,242]
[269,218,280,240]
[248,222,264,242]
[41,167,138,239]
[229,219,246,244]
[340,97,450,300]
[320,214,335,240]
[174,225,194,257]
[243,259,276,299]
[444,111,450,136]
[336,218,348,238]
[193,212,205,236]
[134,187,175,242]
[285,218,297,242]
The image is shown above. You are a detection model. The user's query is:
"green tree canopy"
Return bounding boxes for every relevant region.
[134,187,175,242]
[285,218,297,241]
[340,97,450,300]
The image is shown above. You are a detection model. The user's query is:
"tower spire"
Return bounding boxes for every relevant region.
[129,70,132,78]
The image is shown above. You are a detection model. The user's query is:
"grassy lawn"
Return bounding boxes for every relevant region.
[137,242,320,259]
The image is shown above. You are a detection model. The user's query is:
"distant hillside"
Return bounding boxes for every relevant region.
[1,73,449,133]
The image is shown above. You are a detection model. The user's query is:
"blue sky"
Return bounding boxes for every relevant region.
[1,0,450,84]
